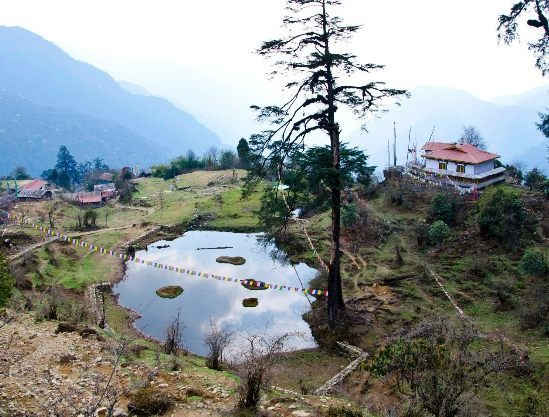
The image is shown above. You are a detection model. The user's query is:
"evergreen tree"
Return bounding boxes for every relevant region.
[220,150,238,170]
[291,143,374,198]
[11,166,31,180]
[55,145,77,189]
[524,167,547,190]
[498,0,549,75]
[249,0,407,326]
[237,138,251,169]
[93,157,109,171]
[41,169,59,184]
[498,1,549,159]
[76,161,93,184]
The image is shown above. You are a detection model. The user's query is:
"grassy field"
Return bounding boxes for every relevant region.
[30,242,121,290]
[134,170,263,230]
[5,170,265,300]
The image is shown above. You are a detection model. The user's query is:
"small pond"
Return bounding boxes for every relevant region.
[113,231,319,356]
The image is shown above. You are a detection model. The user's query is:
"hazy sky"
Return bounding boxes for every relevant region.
[1,0,548,144]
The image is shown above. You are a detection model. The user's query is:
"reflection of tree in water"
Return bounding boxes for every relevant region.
[256,233,291,266]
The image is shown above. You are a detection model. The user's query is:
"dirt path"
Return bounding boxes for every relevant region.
[114,202,155,215]
[8,237,59,261]
[7,225,133,262]
[68,225,133,237]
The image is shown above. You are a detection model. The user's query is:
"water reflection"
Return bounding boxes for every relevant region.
[113,231,319,356]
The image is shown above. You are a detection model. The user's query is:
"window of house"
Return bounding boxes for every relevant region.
[457,164,465,173]
[438,161,447,170]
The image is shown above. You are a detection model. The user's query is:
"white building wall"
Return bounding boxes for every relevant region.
[426,159,439,170]
[474,160,495,175]
[426,159,474,176]
[465,163,475,176]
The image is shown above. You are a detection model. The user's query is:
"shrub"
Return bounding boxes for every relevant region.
[519,248,548,277]
[0,254,15,307]
[127,387,173,416]
[237,334,291,410]
[83,209,97,228]
[478,187,529,249]
[327,406,364,417]
[429,192,462,226]
[370,319,524,417]
[519,282,549,331]
[385,182,422,210]
[342,203,358,229]
[34,290,88,324]
[428,220,450,246]
[415,222,429,249]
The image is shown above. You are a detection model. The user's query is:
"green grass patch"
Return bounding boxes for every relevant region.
[34,245,114,290]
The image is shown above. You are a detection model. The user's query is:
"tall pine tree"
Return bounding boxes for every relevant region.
[249,0,406,326]
[55,145,78,189]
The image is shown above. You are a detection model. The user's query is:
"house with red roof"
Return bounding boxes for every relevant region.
[414,142,506,191]
[76,192,103,206]
[17,179,53,200]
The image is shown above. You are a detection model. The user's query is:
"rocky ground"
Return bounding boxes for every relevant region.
[0,311,356,417]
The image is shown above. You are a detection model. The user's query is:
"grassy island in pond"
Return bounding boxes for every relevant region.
[155,285,184,299]
[216,256,246,265]
[242,298,259,307]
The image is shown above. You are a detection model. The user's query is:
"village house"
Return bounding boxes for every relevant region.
[17,179,53,200]
[76,192,103,207]
[409,142,506,192]
[93,183,116,200]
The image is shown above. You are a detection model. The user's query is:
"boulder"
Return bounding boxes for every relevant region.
[79,328,97,338]
[55,322,77,334]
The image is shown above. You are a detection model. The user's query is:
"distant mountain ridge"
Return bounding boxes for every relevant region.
[0,26,221,176]
[0,94,160,175]
[354,85,549,173]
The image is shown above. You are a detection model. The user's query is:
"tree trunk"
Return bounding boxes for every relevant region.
[322,0,345,328]
[327,129,345,328]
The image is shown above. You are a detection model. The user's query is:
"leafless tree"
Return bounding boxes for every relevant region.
[164,312,184,355]
[205,146,219,170]
[236,333,293,410]
[104,204,112,227]
[459,125,486,150]
[47,201,59,229]
[204,319,233,370]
